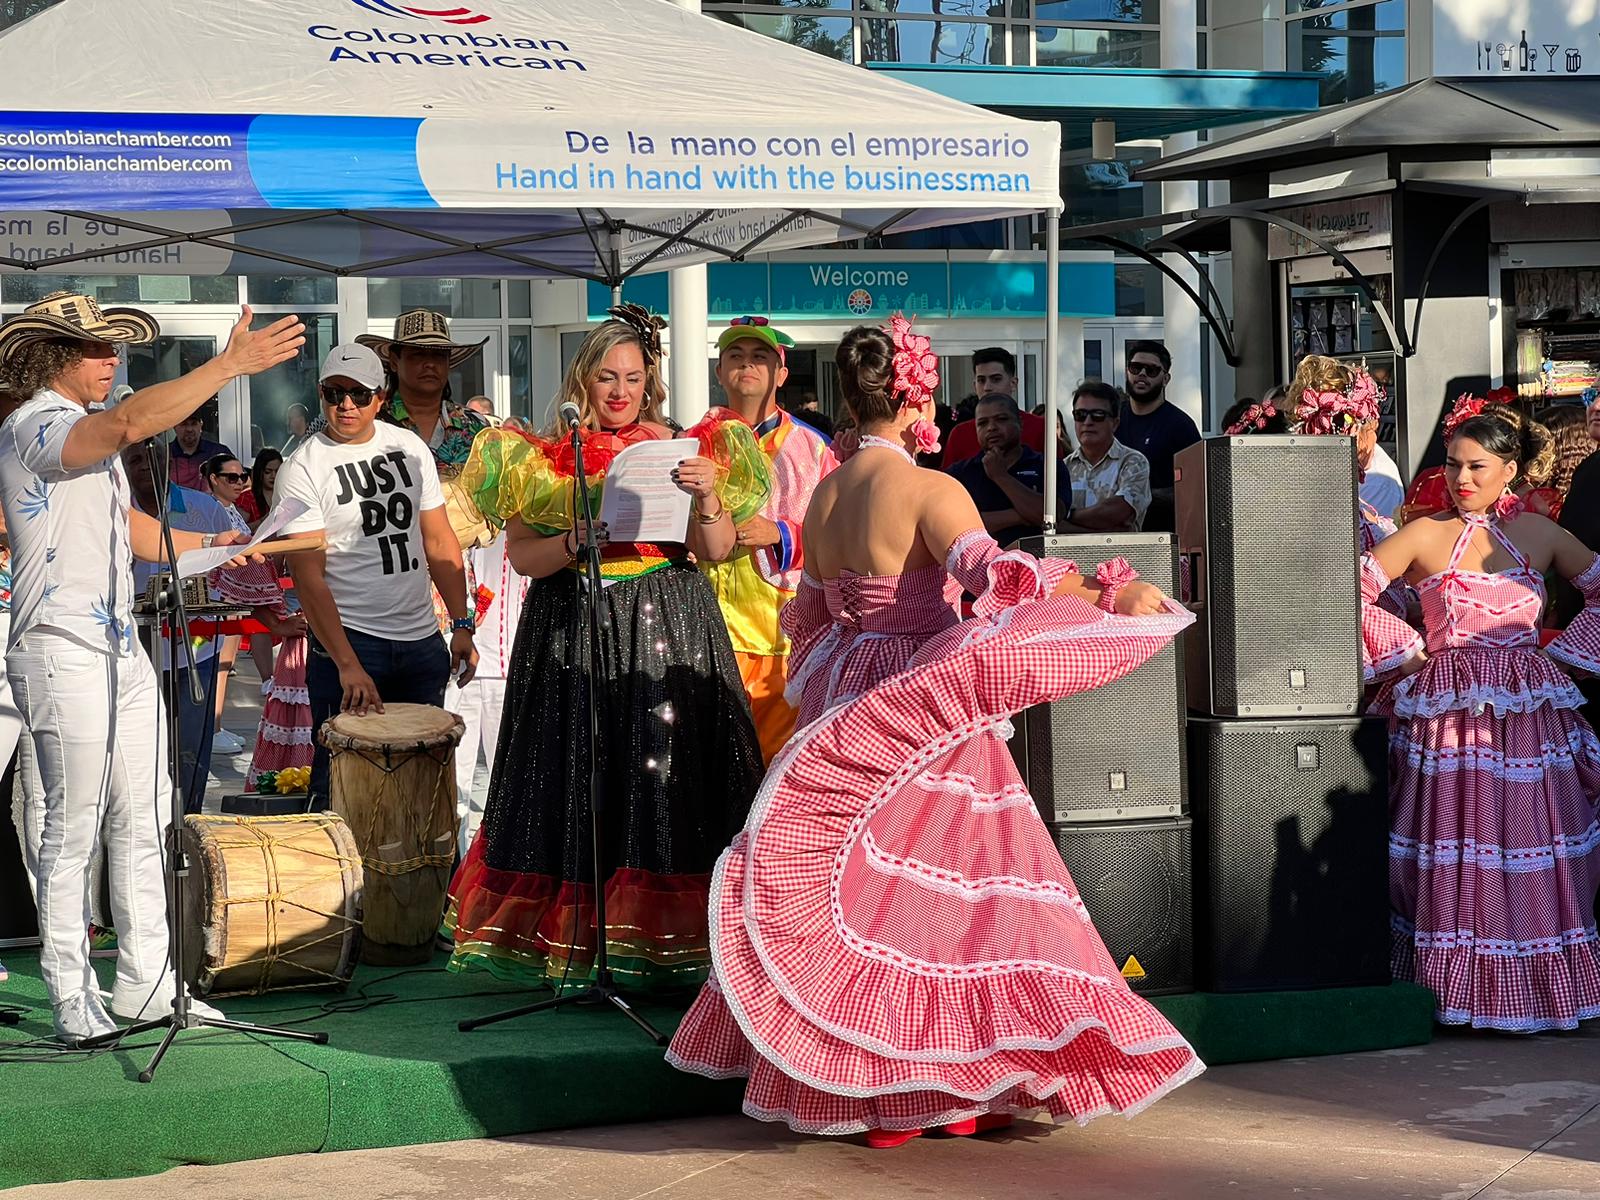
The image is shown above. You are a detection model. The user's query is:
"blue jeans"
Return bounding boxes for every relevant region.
[306,628,451,809]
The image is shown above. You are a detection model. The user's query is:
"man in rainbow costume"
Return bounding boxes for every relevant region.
[701,316,836,761]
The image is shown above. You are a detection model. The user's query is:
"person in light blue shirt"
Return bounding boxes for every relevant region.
[123,443,234,815]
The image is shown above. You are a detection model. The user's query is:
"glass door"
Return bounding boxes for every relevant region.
[119,317,241,456]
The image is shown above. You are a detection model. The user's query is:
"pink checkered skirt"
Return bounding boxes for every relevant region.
[1386,649,1600,1032]
[668,595,1205,1134]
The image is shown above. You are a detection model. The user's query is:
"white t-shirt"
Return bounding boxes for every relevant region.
[1362,443,1404,522]
[468,532,529,679]
[0,390,137,657]
[277,425,445,642]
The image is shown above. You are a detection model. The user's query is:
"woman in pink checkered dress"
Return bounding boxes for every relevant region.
[668,321,1204,1145]
[1363,412,1600,1032]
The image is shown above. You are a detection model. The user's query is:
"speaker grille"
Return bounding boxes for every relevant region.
[1180,437,1362,716]
[1048,817,1193,996]
[1189,716,1389,992]
[1013,535,1186,821]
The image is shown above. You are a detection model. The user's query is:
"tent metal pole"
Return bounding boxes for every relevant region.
[1043,208,1060,535]
[609,228,624,306]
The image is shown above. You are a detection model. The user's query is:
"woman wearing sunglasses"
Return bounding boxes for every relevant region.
[200,453,261,757]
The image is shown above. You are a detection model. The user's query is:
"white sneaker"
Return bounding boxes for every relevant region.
[52,990,118,1046]
[212,730,245,755]
[111,978,227,1024]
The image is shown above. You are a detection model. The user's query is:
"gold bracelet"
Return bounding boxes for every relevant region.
[694,503,726,524]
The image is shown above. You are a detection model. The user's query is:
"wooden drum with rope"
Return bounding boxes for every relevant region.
[320,703,465,965]
[181,813,363,998]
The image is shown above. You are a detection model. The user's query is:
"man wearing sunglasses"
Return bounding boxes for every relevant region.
[274,344,477,811]
[1117,341,1198,532]
[1062,381,1150,534]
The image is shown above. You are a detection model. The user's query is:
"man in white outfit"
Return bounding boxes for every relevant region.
[0,292,302,1045]
[446,529,528,857]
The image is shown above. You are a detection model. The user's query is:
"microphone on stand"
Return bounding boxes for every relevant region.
[560,401,582,431]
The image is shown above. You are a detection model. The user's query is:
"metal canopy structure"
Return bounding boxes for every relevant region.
[867,65,1322,151]
[1140,76,1600,182]
[1054,77,1600,375]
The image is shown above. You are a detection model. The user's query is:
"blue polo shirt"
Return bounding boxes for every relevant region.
[946,446,1067,546]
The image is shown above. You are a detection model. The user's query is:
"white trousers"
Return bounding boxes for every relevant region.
[6,630,173,1017]
[444,676,507,858]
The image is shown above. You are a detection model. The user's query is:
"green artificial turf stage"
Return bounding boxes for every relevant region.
[0,951,1433,1189]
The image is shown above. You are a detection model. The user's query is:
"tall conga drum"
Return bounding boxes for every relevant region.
[320,704,465,965]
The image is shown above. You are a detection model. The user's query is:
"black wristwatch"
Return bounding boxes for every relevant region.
[451,617,474,633]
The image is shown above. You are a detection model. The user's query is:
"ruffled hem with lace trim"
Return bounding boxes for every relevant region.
[1373,646,1585,717]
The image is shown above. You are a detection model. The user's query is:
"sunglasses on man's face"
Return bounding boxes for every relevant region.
[1073,409,1113,424]
[320,385,379,408]
[1127,361,1164,378]
[212,471,250,485]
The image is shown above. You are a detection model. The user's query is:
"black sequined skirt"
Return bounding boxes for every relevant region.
[445,559,764,989]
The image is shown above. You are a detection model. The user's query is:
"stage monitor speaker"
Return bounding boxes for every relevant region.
[1047,816,1193,996]
[1188,715,1390,993]
[1011,534,1186,822]
[1,755,38,946]
[1174,436,1362,718]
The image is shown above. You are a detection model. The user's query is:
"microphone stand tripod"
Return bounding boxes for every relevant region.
[82,439,326,1079]
[459,413,664,1044]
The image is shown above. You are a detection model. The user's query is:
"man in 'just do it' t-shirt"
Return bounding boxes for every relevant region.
[277,343,478,809]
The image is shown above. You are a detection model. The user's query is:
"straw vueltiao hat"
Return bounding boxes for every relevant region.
[0,290,159,365]
[356,309,488,369]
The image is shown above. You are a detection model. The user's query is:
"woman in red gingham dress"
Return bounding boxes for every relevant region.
[668,321,1203,1145]
[1363,412,1600,1032]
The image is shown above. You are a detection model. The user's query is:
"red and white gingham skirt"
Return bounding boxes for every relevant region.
[668,595,1205,1134]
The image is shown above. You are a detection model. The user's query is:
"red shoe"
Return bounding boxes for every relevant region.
[941,1114,1013,1137]
[865,1127,924,1150]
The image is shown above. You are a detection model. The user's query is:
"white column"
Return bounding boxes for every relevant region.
[669,265,711,426]
[1159,0,1205,429]
[668,0,711,427]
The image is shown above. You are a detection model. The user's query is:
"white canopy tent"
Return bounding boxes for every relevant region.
[0,0,1068,512]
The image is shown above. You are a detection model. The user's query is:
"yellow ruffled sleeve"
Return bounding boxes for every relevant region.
[460,428,596,535]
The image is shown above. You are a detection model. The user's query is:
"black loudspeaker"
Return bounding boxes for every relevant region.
[1011,534,1186,822]
[1047,817,1193,996]
[1188,715,1390,992]
[1,755,38,946]
[1174,436,1362,717]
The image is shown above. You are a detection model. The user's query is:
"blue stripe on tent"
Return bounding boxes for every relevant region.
[246,115,432,209]
[0,112,264,209]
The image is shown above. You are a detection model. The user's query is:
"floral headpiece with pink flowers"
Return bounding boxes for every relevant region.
[1440,386,1514,444]
[885,314,940,411]
[1223,400,1280,436]
[1293,366,1381,437]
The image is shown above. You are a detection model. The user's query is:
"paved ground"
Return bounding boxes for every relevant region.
[9,1023,1600,1199]
[13,658,1599,1199]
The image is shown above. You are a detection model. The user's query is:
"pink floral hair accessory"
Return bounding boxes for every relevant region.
[885,314,940,412]
[1293,366,1381,436]
[1223,400,1279,436]
[1441,392,1489,443]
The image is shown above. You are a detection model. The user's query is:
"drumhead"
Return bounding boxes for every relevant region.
[320,703,464,751]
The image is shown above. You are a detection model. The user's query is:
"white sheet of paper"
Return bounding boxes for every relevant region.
[174,497,310,578]
[597,437,698,543]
